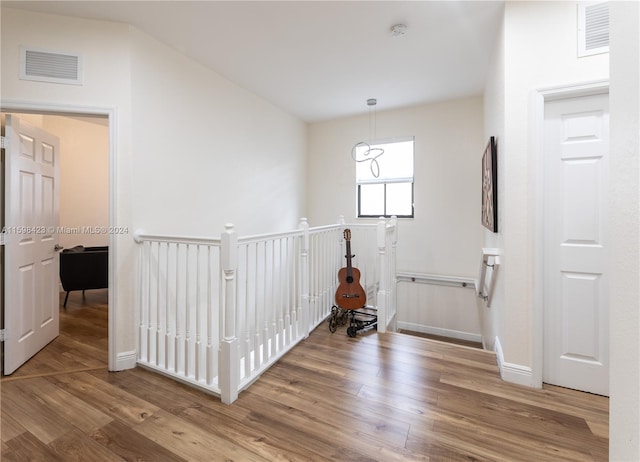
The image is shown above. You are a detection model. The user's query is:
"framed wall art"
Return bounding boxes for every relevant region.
[481,136,498,233]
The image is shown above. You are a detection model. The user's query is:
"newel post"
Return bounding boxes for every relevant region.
[219,223,239,404]
[299,218,310,337]
[376,218,388,332]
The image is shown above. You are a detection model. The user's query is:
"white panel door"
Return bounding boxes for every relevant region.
[3,114,61,375]
[543,93,609,396]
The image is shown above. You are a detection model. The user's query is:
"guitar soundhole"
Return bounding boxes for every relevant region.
[347,276,353,283]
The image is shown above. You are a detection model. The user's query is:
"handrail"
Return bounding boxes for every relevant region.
[397,272,476,289]
[238,228,304,244]
[134,231,221,246]
[478,248,501,307]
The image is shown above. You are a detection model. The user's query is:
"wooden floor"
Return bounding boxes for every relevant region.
[1,290,609,461]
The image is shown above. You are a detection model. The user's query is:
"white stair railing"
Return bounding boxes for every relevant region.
[376,216,398,332]
[234,225,305,395]
[135,233,223,394]
[135,216,397,404]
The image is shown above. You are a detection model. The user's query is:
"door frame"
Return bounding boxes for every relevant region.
[531,79,610,388]
[1,99,117,371]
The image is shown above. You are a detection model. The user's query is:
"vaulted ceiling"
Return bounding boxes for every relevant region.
[3,1,504,122]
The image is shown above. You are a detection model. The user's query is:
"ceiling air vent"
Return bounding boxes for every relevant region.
[578,1,609,57]
[20,47,83,85]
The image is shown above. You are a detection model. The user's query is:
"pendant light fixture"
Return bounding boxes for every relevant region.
[351,98,384,178]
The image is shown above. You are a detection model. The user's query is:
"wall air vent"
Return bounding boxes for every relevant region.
[578,1,609,57]
[20,47,83,85]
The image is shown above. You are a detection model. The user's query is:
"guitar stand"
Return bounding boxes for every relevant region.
[328,305,377,338]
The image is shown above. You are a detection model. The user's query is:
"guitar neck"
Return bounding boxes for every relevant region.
[345,240,353,277]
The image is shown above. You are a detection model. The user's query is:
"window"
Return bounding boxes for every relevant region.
[356,137,414,218]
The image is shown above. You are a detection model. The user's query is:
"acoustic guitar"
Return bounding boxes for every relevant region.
[335,229,367,310]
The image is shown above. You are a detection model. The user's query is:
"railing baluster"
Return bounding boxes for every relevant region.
[270,240,276,356]
[261,241,269,363]
[138,240,147,362]
[146,241,153,364]
[271,240,276,353]
[253,243,259,364]
[284,236,291,346]
[195,244,201,382]
[299,219,309,338]
[155,242,162,366]
[175,243,182,374]
[278,238,284,351]
[135,217,397,405]
[184,244,190,377]
[206,245,214,385]
[312,234,318,324]
[245,244,252,379]
[165,242,171,371]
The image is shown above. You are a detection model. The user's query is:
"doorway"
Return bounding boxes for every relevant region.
[539,85,610,396]
[2,289,109,380]
[1,109,112,375]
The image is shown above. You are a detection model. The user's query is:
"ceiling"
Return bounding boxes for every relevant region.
[3,1,505,122]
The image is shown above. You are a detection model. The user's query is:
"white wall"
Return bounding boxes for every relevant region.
[397,282,480,342]
[480,5,506,352]
[129,28,307,237]
[1,7,307,368]
[609,2,640,460]
[307,97,484,338]
[45,116,110,249]
[482,1,609,374]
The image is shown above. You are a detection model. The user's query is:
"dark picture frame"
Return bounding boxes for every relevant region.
[481,136,498,233]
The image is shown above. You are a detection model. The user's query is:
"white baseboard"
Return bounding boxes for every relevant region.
[113,350,137,371]
[397,321,483,344]
[494,336,537,388]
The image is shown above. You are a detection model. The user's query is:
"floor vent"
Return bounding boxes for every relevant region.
[578,1,609,57]
[20,47,83,85]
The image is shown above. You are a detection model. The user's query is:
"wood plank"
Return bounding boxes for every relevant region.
[0,410,27,443]
[238,390,428,462]
[357,382,439,417]
[435,387,600,457]
[441,369,608,423]
[133,409,271,461]
[1,380,76,445]
[179,405,330,462]
[1,299,608,461]
[1,431,65,462]
[48,428,124,462]
[90,420,189,462]
[87,367,253,422]
[14,377,113,433]
[45,372,160,426]
[249,374,414,448]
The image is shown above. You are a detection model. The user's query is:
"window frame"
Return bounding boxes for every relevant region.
[355,136,415,219]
